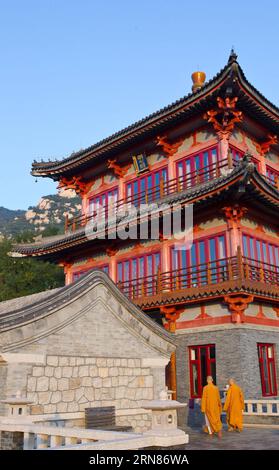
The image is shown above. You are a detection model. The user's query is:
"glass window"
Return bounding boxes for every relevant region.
[242,234,279,279]
[176,147,219,189]
[258,344,277,397]
[189,345,216,398]
[266,166,279,188]
[171,233,227,288]
[117,252,161,297]
[126,167,168,207]
[88,187,118,220]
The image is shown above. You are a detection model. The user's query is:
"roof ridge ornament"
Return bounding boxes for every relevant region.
[242,151,253,163]
[204,96,243,137]
[228,47,238,64]
[191,70,206,92]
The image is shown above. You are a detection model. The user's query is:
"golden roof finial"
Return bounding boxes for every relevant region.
[191,71,206,92]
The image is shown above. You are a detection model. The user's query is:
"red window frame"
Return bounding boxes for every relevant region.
[73,264,109,282]
[125,167,168,206]
[258,343,277,397]
[171,233,227,288]
[242,233,279,284]
[117,252,161,296]
[266,165,279,188]
[176,145,219,189]
[88,187,118,218]
[242,234,279,266]
[189,344,216,398]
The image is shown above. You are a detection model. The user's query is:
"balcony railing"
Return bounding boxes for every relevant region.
[264,174,279,190]
[117,254,279,303]
[65,156,236,233]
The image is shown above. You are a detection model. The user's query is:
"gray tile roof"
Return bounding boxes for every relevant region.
[0,288,62,316]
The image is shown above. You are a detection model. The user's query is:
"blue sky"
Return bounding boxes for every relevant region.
[1,0,279,210]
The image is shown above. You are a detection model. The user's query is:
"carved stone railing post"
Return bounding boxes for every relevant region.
[65,436,78,446]
[50,434,63,448]
[37,433,48,449]
[23,432,35,450]
[247,403,253,414]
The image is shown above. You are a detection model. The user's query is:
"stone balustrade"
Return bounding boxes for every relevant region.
[0,392,189,450]
[244,400,279,416]
[0,421,140,449]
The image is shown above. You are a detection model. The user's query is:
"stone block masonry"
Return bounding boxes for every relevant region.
[0,274,175,435]
[176,327,279,402]
[26,355,154,432]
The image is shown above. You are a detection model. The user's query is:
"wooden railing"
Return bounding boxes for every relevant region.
[65,156,236,233]
[117,254,279,301]
[264,174,279,190]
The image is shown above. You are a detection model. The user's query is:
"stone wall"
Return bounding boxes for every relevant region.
[0,363,8,415]
[25,355,154,432]
[0,273,174,434]
[176,327,279,402]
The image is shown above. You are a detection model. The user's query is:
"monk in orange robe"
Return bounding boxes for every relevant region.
[223,378,245,432]
[201,376,222,438]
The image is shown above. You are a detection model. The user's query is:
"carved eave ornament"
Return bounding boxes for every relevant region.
[204,96,243,139]
[107,159,129,178]
[156,135,184,157]
[58,177,91,196]
[255,134,278,156]
[224,294,254,323]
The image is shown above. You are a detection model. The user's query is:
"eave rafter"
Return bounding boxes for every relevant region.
[11,159,279,259]
[31,51,279,179]
[133,284,279,310]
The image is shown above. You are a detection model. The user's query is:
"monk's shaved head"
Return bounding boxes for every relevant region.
[229,378,235,385]
[207,376,213,384]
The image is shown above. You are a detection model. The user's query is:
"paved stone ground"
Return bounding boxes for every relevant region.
[178,427,279,450]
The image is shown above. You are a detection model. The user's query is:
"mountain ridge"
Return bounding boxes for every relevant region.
[0,189,81,238]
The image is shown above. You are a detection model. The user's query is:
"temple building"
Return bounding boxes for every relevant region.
[11,51,279,404]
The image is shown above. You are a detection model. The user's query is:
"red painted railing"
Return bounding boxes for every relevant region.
[64,154,278,233]
[65,156,236,232]
[116,255,279,300]
[264,174,279,190]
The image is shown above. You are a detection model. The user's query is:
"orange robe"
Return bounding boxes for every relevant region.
[223,383,244,431]
[201,383,222,433]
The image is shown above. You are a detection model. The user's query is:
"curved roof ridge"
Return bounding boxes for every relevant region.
[0,269,176,346]
[12,159,279,258]
[237,63,279,115]
[31,57,279,176]
[32,59,233,173]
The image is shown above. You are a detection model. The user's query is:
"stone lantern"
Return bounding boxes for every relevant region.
[142,389,189,447]
[0,391,33,422]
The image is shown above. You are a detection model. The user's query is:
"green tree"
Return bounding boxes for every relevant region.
[0,238,65,302]
[42,225,63,237]
[14,230,36,243]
